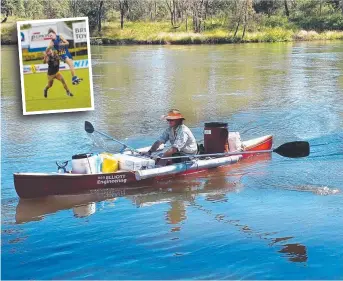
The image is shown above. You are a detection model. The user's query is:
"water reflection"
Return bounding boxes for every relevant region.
[166,201,187,226]
[13,152,310,265]
[191,201,310,264]
[278,243,308,263]
[73,203,96,218]
[14,188,128,224]
[15,153,271,224]
[269,236,308,262]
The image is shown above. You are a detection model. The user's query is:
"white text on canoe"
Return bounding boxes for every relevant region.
[97,174,127,185]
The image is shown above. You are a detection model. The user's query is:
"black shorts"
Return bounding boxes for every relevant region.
[48,67,59,76]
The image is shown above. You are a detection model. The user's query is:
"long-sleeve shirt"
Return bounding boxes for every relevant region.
[158,124,197,154]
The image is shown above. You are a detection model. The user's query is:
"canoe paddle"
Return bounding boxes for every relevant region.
[160,141,310,160]
[85,121,144,155]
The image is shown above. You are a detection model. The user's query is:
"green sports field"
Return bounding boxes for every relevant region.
[23,68,93,113]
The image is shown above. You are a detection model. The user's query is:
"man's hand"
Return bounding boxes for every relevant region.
[162,147,178,158]
[152,154,161,161]
[153,155,162,164]
[140,150,152,157]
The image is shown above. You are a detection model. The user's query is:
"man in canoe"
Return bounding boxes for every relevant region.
[146,109,198,164]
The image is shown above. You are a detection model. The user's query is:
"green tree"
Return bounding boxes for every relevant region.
[191,0,206,33]
[43,0,72,19]
[253,0,281,16]
[1,0,13,16]
[23,0,44,19]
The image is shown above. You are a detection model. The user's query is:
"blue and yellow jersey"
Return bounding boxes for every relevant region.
[52,35,72,61]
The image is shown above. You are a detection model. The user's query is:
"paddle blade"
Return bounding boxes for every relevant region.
[85,121,94,134]
[273,141,310,158]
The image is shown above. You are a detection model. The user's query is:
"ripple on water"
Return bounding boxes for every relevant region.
[284,185,341,196]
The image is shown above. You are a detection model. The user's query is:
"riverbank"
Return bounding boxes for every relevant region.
[89,29,343,45]
[3,19,343,45]
[90,21,343,44]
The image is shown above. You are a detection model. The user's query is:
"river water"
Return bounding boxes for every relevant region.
[1,42,343,280]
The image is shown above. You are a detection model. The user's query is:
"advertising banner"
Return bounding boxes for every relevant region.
[29,24,57,49]
[23,59,89,74]
[72,22,87,43]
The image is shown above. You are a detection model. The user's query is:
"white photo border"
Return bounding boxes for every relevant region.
[17,17,94,115]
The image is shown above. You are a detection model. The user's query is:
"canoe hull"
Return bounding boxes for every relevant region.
[14,135,273,199]
[14,171,154,199]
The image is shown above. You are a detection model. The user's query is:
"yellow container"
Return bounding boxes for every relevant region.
[101,154,119,173]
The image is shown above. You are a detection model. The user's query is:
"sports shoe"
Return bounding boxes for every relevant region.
[67,91,74,97]
[72,76,82,85]
[72,76,78,85]
[44,88,48,98]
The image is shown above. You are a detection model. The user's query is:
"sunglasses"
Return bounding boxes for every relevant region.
[166,119,176,122]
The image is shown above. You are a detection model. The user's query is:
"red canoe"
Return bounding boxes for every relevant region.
[14,135,273,199]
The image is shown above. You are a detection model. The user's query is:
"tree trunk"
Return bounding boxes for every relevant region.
[120,11,124,29]
[284,0,290,18]
[119,0,128,30]
[173,0,176,26]
[233,15,241,37]
[74,0,77,17]
[1,10,8,23]
[98,1,103,32]
[195,12,199,32]
[186,14,188,31]
[242,1,248,40]
[242,20,247,40]
[204,0,208,20]
[166,0,175,27]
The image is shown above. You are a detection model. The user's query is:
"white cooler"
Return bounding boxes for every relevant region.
[72,153,98,174]
[116,154,155,171]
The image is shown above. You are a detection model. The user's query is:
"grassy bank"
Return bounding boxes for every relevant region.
[3,17,343,46]
[1,17,22,44]
[93,21,343,44]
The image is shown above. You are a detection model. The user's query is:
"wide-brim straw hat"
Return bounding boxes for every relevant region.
[163,109,185,120]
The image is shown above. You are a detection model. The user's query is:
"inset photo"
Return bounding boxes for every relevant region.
[17,17,94,115]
